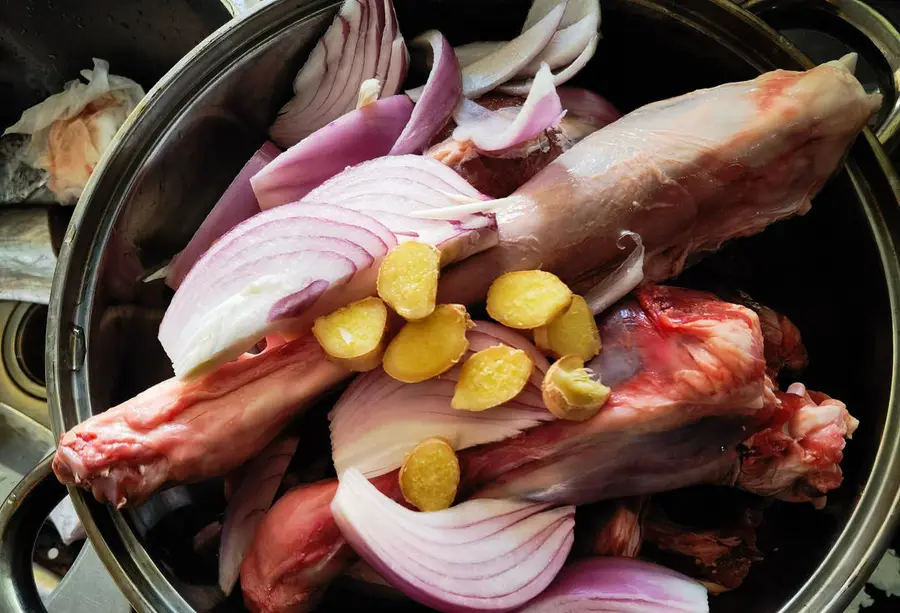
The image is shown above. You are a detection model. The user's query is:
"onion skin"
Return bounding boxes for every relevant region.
[252,95,414,209]
[517,557,709,613]
[331,468,576,613]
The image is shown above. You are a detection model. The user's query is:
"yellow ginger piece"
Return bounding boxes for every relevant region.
[452,345,534,411]
[486,270,573,329]
[312,297,388,372]
[377,241,442,320]
[399,437,460,512]
[542,355,610,421]
[534,295,602,361]
[383,304,472,383]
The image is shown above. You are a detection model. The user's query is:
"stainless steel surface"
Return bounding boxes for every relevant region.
[45,541,131,613]
[744,0,900,152]
[40,0,900,612]
[0,404,52,504]
[0,456,131,613]
[0,209,58,305]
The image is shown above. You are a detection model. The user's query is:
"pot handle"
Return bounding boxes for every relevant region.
[743,0,900,152]
[0,455,130,613]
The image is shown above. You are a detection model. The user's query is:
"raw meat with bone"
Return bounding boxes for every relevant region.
[437,55,881,304]
[241,286,856,612]
[53,59,876,512]
[52,335,347,508]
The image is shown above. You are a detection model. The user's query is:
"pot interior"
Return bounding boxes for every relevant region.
[52,1,898,612]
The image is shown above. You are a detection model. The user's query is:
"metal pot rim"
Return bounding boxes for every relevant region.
[45,1,900,612]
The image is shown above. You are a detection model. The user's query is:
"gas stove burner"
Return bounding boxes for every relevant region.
[4,302,48,395]
[0,301,48,428]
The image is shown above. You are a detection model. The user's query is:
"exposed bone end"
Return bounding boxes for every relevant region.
[825,52,858,75]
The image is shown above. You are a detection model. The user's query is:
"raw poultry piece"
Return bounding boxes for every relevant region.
[437,55,882,304]
[53,58,875,510]
[52,334,346,508]
[242,286,855,612]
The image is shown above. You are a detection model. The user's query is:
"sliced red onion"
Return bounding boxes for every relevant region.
[331,468,576,613]
[329,322,552,478]
[517,0,599,77]
[390,31,461,155]
[583,231,644,315]
[159,203,395,378]
[269,0,407,147]
[519,557,709,613]
[452,64,563,155]
[497,33,598,96]
[166,142,280,290]
[162,156,497,378]
[453,41,505,68]
[523,0,596,31]
[251,95,413,209]
[219,436,299,595]
[462,1,566,98]
[382,35,409,97]
[300,155,498,258]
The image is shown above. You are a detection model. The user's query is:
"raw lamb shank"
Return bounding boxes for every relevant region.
[240,285,857,612]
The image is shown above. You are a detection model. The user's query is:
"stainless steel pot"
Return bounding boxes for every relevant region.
[7,0,900,612]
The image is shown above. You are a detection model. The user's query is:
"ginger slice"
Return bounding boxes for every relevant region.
[486,270,573,329]
[377,241,442,320]
[312,297,388,372]
[452,345,534,411]
[383,304,472,383]
[542,355,610,421]
[534,295,602,361]
[399,437,460,512]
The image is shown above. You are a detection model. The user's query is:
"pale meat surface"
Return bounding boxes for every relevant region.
[439,59,881,304]
[52,335,347,507]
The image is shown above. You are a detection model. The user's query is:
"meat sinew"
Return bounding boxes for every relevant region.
[438,56,881,304]
[241,286,856,611]
[53,59,875,510]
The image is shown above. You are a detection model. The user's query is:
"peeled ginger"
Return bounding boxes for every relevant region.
[534,295,602,361]
[452,345,534,411]
[377,241,442,320]
[312,297,388,372]
[486,270,573,329]
[399,437,460,512]
[383,304,472,383]
[542,355,610,421]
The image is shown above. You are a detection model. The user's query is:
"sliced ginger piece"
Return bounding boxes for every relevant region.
[383,304,472,383]
[377,241,442,320]
[534,295,602,361]
[542,355,611,421]
[486,270,573,329]
[312,297,388,372]
[452,345,534,411]
[399,437,460,511]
